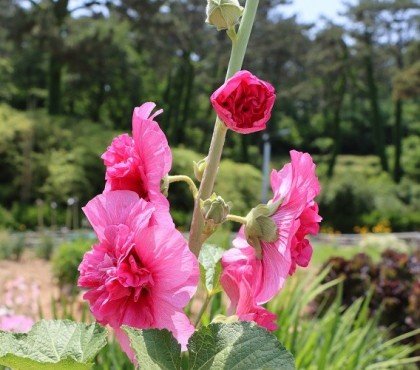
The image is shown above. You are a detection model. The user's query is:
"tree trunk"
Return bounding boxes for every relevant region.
[47,53,62,115]
[47,0,69,115]
[393,46,404,183]
[179,57,195,144]
[327,40,348,178]
[393,98,403,182]
[327,96,344,178]
[364,31,388,172]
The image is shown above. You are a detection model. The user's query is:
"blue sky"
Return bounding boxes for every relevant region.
[68,0,356,24]
[282,0,354,23]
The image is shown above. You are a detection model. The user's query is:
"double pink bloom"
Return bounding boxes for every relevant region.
[101,103,173,226]
[221,151,321,330]
[78,104,199,362]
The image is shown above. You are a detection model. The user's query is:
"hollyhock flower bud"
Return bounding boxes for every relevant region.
[201,193,231,225]
[211,70,276,134]
[193,157,208,182]
[206,0,244,31]
[78,191,199,363]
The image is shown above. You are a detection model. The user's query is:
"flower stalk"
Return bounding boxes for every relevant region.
[189,0,260,256]
[194,293,212,327]
[226,214,247,225]
[168,175,198,198]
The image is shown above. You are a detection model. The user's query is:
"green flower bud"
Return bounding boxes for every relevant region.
[201,193,231,225]
[244,203,280,259]
[206,0,244,31]
[193,157,208,182]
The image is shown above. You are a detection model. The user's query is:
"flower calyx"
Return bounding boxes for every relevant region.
[244,199,281,259]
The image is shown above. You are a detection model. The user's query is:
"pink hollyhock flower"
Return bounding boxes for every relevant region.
[221,245,278,331]
[270,151,322,275]
[78,190,199,362]
[0,314,34,333]
[102,102,172,224]
[236,279,277,331]
[221,230,291,306]
[221,150,321,319]
[211,70,276,134]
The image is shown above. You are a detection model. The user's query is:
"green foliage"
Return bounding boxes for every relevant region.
[188,322,295,370]
[270,269,420,370]
[216,159,262,216]
[0,206,15,229]
[40,150,90,203]
[93,338,133,370]
[0,230,25,261]
[320,173,376,232]
[35,235,55,261]
[320,249,420,342]
[124,322,295,370]
[319,156,420,232]
[123,327,182,370]
[199,244,224,295]
[0,320,107,370]
[402,135,420,182]
[52,239,91,290]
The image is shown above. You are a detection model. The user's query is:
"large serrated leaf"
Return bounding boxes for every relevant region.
[188,322,295,370]
[123,326,181,370]
[0,320,107,370]
[198,244,224,295]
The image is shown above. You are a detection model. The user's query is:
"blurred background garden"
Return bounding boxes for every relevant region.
[0,0,419,368]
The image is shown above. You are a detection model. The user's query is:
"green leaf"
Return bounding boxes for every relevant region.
[0,320,107,370]
[123,326,181,370]
[188,322,295,370]
[198,244,224,295]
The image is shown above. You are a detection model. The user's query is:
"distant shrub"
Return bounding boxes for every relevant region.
[320,168,420,232]
[35,235,55,260]
[10,203,67,231]
[0,230,25,261]
[0,207,15,229]
[216,158,262,216]
[402,135,420,182]
[52,239,91,292]
[320,174,376,232]
[320,249,420,343]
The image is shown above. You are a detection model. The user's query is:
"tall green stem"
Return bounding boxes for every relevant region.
[188,0,260,256]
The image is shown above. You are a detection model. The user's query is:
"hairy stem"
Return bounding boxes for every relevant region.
[168,175,198,198]
[188,0,260,256]
[194,294,212,327]
[226,214,247,225]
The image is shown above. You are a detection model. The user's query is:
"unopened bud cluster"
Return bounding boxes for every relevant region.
[201,193,231,226]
